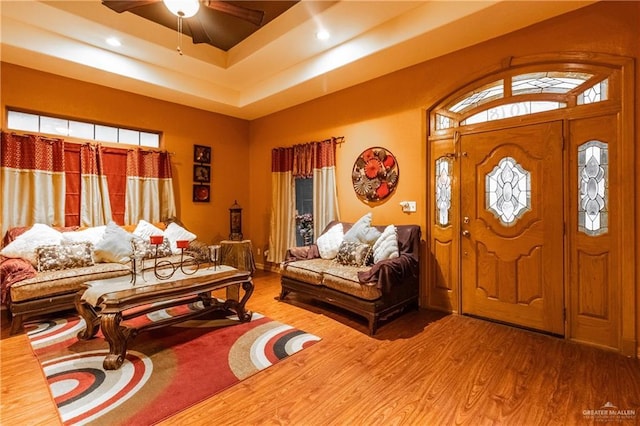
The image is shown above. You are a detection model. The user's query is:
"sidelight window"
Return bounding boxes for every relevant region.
[435,157,452,226]
[578,140,608,235]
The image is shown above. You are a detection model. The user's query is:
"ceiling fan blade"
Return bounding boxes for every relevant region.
[102,0,160,14]
[185,17,212,44]
[203,1,265,26]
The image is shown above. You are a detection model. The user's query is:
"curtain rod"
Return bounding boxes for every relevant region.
[315,136,345,145]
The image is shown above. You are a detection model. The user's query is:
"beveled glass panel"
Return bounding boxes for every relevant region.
[447,81,504,113]
[435,157,452,226]
[485,156,531,226]
[578,140,608,235]
[578,78,609,105]
[462,101,566,125]
[435,113,453,130]
[512,72,592,95]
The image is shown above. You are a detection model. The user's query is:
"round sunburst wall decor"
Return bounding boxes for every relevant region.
[352,146,399,202]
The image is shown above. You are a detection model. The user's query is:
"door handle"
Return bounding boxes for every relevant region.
[462,230,470,237]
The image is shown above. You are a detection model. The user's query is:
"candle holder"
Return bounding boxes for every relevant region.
[208,244,221,270]
[177,240,199,275]
[151,235,176,280]
[129,241,146,285]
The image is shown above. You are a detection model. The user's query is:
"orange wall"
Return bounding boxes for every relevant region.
[0,63,250,243]
[1,2,638,344]
[248,1,639,264]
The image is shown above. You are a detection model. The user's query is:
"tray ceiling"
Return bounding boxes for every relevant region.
[1,0,595,120]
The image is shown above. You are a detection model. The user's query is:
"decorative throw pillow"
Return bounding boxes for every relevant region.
[343,212,382,245]
[62,225,106,246]
[0,223,64,266]
[37,242,94,272]
[93,221,135,263]
[334,241,372,267]
[316,223,344,259]
[164,222,197,254]
[132,219,165,240]
[372,224,399,263]
[132,236,173,259]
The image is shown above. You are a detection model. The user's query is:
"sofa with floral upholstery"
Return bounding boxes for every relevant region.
[279,213,421,335]
[1,219,209,334]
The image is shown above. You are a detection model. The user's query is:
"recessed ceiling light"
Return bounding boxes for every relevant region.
[106,37,121,47]
[316,30,330,41]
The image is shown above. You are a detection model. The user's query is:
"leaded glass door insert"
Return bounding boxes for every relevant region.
[485,156,531,226]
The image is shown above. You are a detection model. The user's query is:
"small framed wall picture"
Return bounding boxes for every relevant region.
[193,164,211,183]
[194,144,211,164]
[193,184,210,202]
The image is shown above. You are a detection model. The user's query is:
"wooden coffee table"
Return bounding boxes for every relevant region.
[75,266,253,370]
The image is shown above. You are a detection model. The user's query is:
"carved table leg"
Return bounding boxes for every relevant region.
[224,279,254,322]
[101,312,135,370]
[75,293,100,340]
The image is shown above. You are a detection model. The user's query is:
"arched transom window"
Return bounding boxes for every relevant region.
[434,69,610,130]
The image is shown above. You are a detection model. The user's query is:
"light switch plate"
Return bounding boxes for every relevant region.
[400,201,416,213]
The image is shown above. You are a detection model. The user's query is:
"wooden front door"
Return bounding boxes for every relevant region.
[460,122,564,335]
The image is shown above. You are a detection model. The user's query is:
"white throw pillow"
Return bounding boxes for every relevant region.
[372,224,399,263]
[164,222,197,254]
[343,212,382,245]
[93,221,134,263]
[0,223,64,266]
[316,223,344,259]
[62,225,106,246]
[132,219,165,239]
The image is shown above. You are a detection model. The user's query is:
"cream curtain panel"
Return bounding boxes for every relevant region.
[1,133,66,236]
[268,138,340,264]
[268,148,296,264]
[124,148,176,225]
[80,144,112,227]
[312,139,340,237]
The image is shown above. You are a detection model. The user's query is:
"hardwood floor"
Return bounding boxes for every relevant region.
[2,270,639,425]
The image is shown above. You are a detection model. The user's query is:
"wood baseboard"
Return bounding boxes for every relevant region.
[255,261,281,273]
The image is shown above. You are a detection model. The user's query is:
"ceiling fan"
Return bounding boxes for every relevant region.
[102,0,265,46]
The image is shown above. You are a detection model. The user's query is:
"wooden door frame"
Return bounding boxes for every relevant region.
[426,52,636,357]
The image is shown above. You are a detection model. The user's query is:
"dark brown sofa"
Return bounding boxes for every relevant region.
[279,220,420,334]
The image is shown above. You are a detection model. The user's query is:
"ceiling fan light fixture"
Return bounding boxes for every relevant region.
[163,0,200,18]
